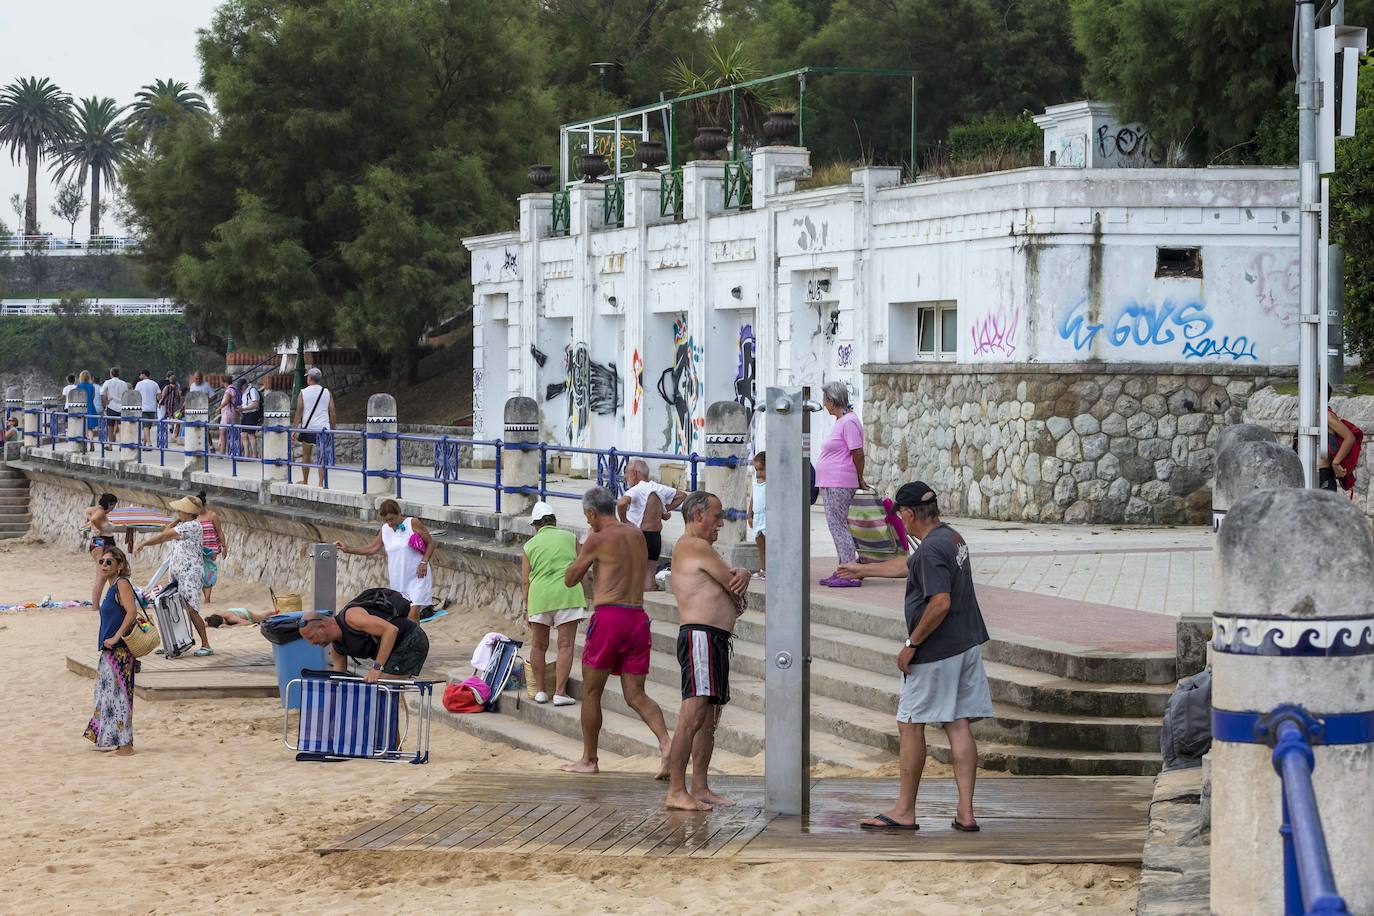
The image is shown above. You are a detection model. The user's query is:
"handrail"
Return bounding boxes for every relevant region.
[724,160,752,210]
[550,190,571,237]
[660,169,683,220]
[602,178,625,228]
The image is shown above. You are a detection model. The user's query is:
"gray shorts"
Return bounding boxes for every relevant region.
[382,627,430,677]
[896,644,993,725]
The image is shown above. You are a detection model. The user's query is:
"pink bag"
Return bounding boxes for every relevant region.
[408,531,427,554]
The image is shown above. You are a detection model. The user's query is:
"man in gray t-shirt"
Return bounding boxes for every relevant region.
[838,481,992,833]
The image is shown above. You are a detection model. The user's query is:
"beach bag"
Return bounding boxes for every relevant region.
[847,490,902,560]
[443,677,491,713]
[1160,669,1212,770]
[1333,411,1363,493]
[123,583,161,658]
[408,531,427,554]
[260,613,307,645]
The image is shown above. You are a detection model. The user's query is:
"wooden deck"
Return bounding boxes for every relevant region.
[321,771,1153,864]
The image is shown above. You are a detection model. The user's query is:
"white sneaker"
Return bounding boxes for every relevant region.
[552,694,577,707]
[534,691,549,704]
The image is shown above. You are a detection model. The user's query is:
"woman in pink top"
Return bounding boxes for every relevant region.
[815,381,867,587]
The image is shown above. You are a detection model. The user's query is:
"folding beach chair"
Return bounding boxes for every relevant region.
[479,636,523,712]
[141,557,197,659]
[283,669,433,764]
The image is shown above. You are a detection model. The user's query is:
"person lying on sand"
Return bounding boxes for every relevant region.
[204,608,272,628]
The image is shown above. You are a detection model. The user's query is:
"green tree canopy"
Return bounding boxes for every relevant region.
[0,77,74,236]
[51,97,130,237]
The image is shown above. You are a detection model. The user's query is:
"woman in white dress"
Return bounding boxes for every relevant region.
[134,494,213,656]
[335,498,435,621]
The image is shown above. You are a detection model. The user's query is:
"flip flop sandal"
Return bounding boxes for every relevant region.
[193,647,215,657]
[860,814,919,830]
[951,820,981,832]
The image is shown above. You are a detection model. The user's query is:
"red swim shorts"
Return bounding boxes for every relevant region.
[582,604,652,676]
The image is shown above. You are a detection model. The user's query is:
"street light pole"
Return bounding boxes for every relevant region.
[1296,0,1322,488]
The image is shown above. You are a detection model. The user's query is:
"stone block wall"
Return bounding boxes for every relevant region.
[331,424,476,467]
[862,363,1292,524]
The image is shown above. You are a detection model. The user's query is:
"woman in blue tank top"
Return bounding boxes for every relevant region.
[84,546,141,755]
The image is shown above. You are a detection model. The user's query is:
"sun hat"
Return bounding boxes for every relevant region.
[169,495,204,514]
[530,501,556,522]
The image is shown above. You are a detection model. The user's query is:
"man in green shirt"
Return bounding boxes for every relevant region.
[521,501,588,705]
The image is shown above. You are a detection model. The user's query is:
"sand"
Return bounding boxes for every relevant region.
[0,538,1138,914]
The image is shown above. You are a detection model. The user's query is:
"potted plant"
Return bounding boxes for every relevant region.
[668,42,781,160]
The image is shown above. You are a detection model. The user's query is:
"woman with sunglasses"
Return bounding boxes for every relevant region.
[135,495,213,656]
[82,493,118,606]
[83,547,140,755]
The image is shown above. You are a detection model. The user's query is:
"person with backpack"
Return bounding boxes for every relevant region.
[292,367,335,487]
[1321,388,1361,493]
[217,377,242,455]
[298,588,430,682]
[239,378,263,458]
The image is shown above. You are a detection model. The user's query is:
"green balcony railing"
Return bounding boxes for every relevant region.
[550,189,571,236]
[603,178,625,228]
[724,160,752,210]
[660,169,684,220]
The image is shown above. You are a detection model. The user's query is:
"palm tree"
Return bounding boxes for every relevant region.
[0,77,74,236]
[51,97,130,238]
[129,79,209,138]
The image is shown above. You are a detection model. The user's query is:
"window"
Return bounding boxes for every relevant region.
[1156,247,1202,279]
[890,300,957,362]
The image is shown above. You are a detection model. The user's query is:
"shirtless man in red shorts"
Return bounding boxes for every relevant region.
[561,485,672,776]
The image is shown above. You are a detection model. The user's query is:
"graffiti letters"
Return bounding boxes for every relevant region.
[587,356,620,416]
[969,305,1020,357]
[472,369,484,431]
[1245,253,1299,326]
[567,345,589,441]
[1057,298,1257,362]
[1095,124,1163,165]
[501,249,518,278]
[836,343,853,369]
[657,315,704,453]
[1182,336,1257,362]
[735,325,756,411]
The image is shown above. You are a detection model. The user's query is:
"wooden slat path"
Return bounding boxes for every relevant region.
[320,771,1152,863]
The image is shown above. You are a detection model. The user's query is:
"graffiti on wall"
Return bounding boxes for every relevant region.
[1057,299,1258,362]
[734,325,756,411]
[1095,124,1162,165]
[657,315,704,453]
[836,343,853,369]
[545,343,621,442]
[970,305,1021,358]
[1053,133,1086,167]
[1245,253,1299,326]
[472,369,484,433]
[530,345,548,368]
[587,354,621,417]
[632,350,643,416]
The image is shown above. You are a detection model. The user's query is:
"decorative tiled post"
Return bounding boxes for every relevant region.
[502,396,540,517]
[182,390,209,469]
[704,400,755,568]
[64,391,86,454]
[262,390,290,482]
[1211,489,1374,914]
[21,390,40,450]
[119,402,141,463]
[365,393,397,495]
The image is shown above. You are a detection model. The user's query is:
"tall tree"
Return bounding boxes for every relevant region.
[129,79,210,140]
[49,181,86,239]
[0,77,74,236]
[125,0,550,383]
[51,97,130,237]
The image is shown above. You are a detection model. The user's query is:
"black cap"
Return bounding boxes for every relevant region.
[893,481,938,509]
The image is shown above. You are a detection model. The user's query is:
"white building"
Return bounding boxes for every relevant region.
[465,104,1299,522]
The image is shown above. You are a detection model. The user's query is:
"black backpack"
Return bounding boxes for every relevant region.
[346,587,410,622]
[1160,669,1212,770]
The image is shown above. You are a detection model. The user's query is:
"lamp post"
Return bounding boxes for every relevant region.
[590,62,618,97]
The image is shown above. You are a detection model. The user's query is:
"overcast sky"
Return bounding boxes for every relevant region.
[0,0,223,237]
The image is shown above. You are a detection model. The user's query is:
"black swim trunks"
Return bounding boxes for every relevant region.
[677,623,732,705]
[644,530,662,561]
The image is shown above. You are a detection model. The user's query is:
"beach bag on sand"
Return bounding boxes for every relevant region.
[443,677,491,714]
[847,490,902,561]
[1161,669,1212,770]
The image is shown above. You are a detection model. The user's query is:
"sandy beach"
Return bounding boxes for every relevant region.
[0,537,1138,914]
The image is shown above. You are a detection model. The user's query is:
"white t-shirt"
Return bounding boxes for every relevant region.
[241,385,261,413]
[100,377,129,409]
[624,480,678,526]
[61,383,76,399]
[134,378,161,412]
[297,384,331,431]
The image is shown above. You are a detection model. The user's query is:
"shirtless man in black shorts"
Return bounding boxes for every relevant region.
[664,490,750,811]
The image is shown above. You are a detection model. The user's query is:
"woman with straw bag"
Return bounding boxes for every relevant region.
[84,547,144,756]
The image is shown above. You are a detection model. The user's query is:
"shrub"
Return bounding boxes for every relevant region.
[946,112,1042,163]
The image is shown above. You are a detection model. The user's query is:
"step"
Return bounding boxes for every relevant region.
[923,729,1161,777]
[421,693,631,765]
[645,590,1178,686]
[0,478,29,490]
[0,467,26,480]
[0,494,30,506]
[0,522,30,535]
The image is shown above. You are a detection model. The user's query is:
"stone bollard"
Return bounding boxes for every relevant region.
[704,400,756,568]
[64,394,87,454]
[262,390,290,482]
[22,390,40,450]
[119,403,141,462]
[501,396,540,518]
[1215,422,1276,470]
[3,387,19,460]
[1212,488,1374,915]
[365,393,397,495]
[182,390,209,469]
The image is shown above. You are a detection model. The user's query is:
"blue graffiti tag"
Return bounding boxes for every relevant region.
[1057,299,1103,350]
[1182,336,1258,361]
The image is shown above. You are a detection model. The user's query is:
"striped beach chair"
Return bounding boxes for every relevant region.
[284,669,433,764]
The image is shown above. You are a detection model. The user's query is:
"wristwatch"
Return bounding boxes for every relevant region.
[371,662,384,671]
[903,639,915,649]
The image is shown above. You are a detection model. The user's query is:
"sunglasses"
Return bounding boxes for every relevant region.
[98,558,116,566]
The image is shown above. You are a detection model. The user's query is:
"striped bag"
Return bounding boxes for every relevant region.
[847,489,904,561]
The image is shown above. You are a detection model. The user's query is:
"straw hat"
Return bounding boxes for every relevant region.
[169,495,203,514]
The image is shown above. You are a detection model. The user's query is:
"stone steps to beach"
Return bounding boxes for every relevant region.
[445,584,1171,777]
[0,465,30,539]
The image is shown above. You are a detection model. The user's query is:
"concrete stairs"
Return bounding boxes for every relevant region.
[441,587,1173,777]
[0,466,30,539]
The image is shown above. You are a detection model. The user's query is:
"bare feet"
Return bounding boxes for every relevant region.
[113,746,135,756]
[693,789,735,807]
[664,789,712,811]
[560,758,599,774]
[655,754,670,781]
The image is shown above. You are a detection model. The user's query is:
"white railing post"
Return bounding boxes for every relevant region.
[183,391,209,469]
[262,390,290,482]
[365,393,397,495]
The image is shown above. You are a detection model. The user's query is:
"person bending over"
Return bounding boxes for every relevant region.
[298,589,430,683]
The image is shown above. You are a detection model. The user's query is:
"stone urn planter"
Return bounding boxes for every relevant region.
[693,126,729,159]
[764,110,798,146]
[637,139,667,171]
[578,152,608,183]
[527,163,554,190]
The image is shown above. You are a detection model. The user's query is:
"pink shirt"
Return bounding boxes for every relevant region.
[815,412,864,488]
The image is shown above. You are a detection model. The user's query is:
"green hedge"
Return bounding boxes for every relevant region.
[0,315,224,382]
[946,112,1042,162]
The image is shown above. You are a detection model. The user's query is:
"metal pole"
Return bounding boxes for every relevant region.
[1329,244,1345,385]
[310,542,337,613]
[1297,0,1322,488]
[730,89,739,162]
[763,386,811,816]
[910,76,917,179]
[797,74,807,148]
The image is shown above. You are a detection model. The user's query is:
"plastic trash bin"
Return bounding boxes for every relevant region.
[261,612,328,709]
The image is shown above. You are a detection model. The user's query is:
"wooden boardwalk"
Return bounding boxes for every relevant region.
[321,771,1153,864]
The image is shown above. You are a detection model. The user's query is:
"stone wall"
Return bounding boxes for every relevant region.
[21,463,525,621]
[862,363,1293,524]
[331,424,476,467]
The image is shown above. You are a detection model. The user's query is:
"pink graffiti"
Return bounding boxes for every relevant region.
[1247,253,1298,327]
[970,306,1020,357]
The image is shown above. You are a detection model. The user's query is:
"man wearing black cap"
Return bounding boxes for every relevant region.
[839,481,991,833]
